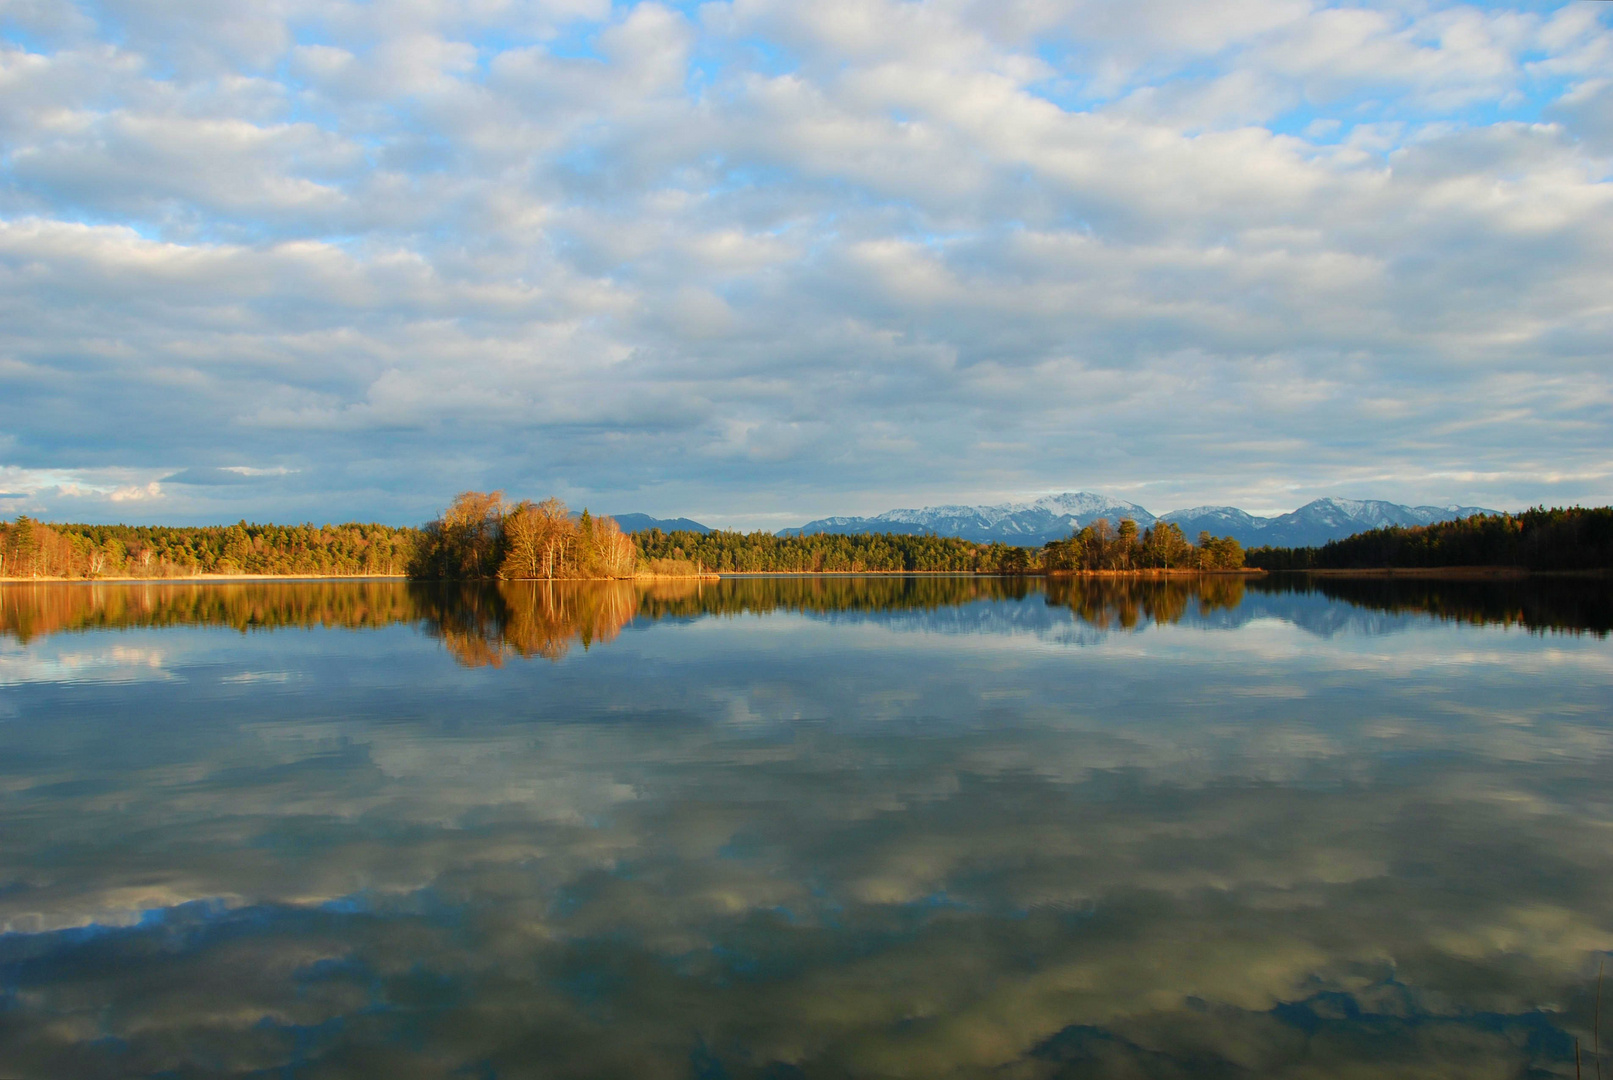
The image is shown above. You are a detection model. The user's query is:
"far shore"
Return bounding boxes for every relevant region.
[6,570,1250,583]
[1267,566,1612,580]
[0,572,720,584]
[0,573,411,583]
[713,568,1265,577]
[7,566,1606,584]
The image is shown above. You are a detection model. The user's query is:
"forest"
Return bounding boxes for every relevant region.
[1,493,1247,580]
[0,517,419,579]
[1246,506,1613,572]
[634,518,1246,574]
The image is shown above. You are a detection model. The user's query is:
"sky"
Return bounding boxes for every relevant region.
[0,0,1609,528]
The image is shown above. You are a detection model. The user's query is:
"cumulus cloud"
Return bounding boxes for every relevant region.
[0,0,1609,524]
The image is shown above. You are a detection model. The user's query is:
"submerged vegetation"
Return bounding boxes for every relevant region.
[1247,506,1613,572]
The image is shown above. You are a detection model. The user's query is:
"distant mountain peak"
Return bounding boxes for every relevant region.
[1028,491,1152,516]
[782,494,1501,548]
[783,492,1157,543]
[612,513,711,535]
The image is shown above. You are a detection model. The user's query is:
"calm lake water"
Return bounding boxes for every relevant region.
[1,575,1610,1079]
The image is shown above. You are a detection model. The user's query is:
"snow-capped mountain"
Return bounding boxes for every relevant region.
[1155,506,1266,539]
[783,493,1157,545]
[1162,498,1499,548]
[781,494,1500,548]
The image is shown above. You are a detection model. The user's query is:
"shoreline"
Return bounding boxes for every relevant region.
[0,573,719,584]
[7,567,1604,584]
[1263,567,1612,580]
[3,569,1252,583]
[715,569,1263,577]
[0,573,411,583]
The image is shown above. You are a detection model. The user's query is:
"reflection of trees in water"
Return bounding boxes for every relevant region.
[4,574,1608,658]
[1250,575,1613,636]
[413,580,653,666]
[636,574,1031,620]
[1044,575,1247,629]
[428,577,1255,662]
[0,580,418,644]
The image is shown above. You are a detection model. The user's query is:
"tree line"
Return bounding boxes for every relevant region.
[1248,574,1612,637]
[634,519,1245,574]
[1245,507,1613,572]
[1,496,1247,580]
[0,517,419,579]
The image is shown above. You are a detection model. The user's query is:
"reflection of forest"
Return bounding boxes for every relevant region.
[637,574,1035,619]
[0,580,418,645]
[1249,574,1613,636]
[413,580,649,666]
[1044,574,1248,629]
[3,573,1607,658]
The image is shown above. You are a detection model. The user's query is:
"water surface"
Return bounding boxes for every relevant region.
[1,576,1610,1078]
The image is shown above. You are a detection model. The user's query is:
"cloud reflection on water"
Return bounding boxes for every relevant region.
[2,573,1608,661]
[0,577,1609,1077]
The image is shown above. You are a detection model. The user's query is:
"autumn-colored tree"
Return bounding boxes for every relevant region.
[492,499,637,580]
[501,497,575,579]
[1195,532,1244,570]
[588,514,637,578]
[1085,518,1114,570]
[0,518,418,579]
[412,491,506,578]
[1147,522,1194,569]
[1116,518,1139,570]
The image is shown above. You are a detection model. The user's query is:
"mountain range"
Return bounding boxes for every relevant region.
[1156,498,1499,549]
[621,494,1500,549]
[609,513,713,535]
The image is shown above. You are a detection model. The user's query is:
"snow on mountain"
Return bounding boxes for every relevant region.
[1158,506,1267,539]
[1245,499,1500,548]
[783,495,1501,548]
[783,493,1156,545]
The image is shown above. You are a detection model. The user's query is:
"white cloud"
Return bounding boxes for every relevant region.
[0,0,1609,524]
[108,481,164,502]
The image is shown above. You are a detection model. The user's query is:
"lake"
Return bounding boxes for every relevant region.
[0,575,1610,1078]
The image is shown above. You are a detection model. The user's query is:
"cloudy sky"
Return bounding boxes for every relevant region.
[0,0,1609,527]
